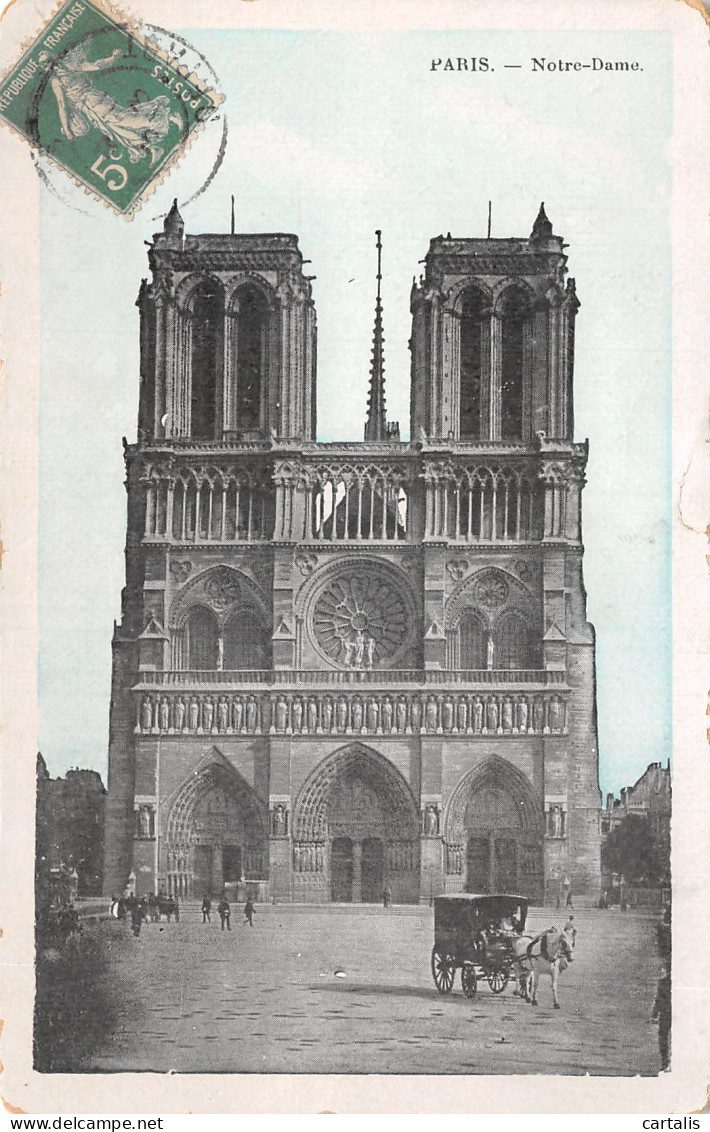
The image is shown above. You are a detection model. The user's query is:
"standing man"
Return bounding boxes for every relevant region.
[244,896,255,927]
[201,894,212,924]
[651,964,671,1071]
[217,893,231,931]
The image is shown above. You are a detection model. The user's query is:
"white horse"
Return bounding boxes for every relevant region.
[511,927,574,1009]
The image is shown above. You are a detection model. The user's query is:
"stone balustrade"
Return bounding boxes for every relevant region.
[133,687,568,737]
[138,668,565,688]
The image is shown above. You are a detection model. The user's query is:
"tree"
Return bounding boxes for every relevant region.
[602,814,669,885]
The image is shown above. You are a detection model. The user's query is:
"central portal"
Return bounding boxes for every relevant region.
[293,743,421,904]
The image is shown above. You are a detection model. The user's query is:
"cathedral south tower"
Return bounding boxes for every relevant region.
[104,202,602,906]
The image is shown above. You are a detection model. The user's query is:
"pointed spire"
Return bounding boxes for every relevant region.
[530,201,553,241]
[364,229,388,442]
[163,198,184,245]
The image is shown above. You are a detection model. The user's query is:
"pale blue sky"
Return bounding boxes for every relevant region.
[39,29,671,797]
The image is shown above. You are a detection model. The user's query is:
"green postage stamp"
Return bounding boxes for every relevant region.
[0,0,222,215]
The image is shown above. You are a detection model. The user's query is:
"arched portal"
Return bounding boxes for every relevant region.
[164,753,267,899]
[292,744,420,903]
[445,757,543,900]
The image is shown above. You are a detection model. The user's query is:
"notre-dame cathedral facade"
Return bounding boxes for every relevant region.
[103,202,602,905]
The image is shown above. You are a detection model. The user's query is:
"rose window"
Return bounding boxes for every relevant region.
[472,573,509,610]
[313,573,410,668]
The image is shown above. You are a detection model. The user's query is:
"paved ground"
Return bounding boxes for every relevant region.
[88,904,663,1076]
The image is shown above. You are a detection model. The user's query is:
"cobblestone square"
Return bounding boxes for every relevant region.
[88,905,662,1076]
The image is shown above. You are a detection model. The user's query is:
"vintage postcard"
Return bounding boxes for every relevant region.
[0,0,708,1115]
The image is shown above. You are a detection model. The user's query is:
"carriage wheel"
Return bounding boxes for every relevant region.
[461,963,478,998]
[431,948,456,993]
[487,964,510,994]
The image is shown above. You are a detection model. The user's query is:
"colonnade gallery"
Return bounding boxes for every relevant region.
[103,204,602,904]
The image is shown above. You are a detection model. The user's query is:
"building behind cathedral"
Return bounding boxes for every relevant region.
[103,202,602,904]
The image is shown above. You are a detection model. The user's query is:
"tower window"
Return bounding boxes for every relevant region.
[495,612,530,669]
[459,289,484,438]
[223,610,269,670]
[500,289,526,440]
[190,281,223,440]
[458,610,488,669]
[235,286,269,432]
[186,606,220,670]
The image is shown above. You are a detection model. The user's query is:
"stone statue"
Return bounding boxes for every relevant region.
[273,805,286,836]
[351,697,363,733]
[366,696,379,732]
[159,697,170,731]
[382,696,393,733]
[174,697,185,732]
[307,697,318,733]
[246,695,257,732]
[396,697,408,734]
[550,697,563,733]
[486,634,495,670]
[473,698,483,732]
[502,699,514,733]
[410,697,422,731]
[486,698,498,732]
[425,805,438,836]
[233,696,244,732]
[275,696,287,733]
[291,697,303,733]
[141,697,152,731]
[442,697,454,732]
[551,805,563,838]
[517,698,528,734]
[533,698,544,732]
[364,636,376,669]
[343,640,356,667]
[322,697,333,733]
[137,807,151,838]
[336,696,348,732]
[425,695,438,733]
[293,844,301,871]
[188,696,199,731]
[217,696,229,732]
[202,698,214,732]
[354,633,365,668]
[217,635,224,671]
[261,697,272,732]
[457,697,468,733]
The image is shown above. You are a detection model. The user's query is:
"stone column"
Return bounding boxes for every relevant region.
[210,846,223,895]
[352,842,362,903]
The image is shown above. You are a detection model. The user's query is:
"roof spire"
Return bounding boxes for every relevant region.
[364,229,388,442]
[530,201,553,241]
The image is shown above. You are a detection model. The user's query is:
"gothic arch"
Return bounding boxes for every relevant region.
[445,278,492,313]
[224,273,276,310]
[292,743,420,843]
[164,749,268,896]
[445,756,541,844]
[169,564,270,630]
[445,565,537,629]
[174,272,226,310]
[491,277,534,311]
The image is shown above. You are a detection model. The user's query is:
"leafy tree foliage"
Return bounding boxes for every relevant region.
[602,814,669,884]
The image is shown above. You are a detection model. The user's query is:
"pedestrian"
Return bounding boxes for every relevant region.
[563,914,577,948]
[217,894,231,931]
[651,965,671,1071]
[244,897,255,927]
[201,894,212,924]
[565,889,574,910]
[129,899,144,938]
[382,885,391,909]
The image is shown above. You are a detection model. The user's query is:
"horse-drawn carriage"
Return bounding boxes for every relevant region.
[431,893,529,998]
